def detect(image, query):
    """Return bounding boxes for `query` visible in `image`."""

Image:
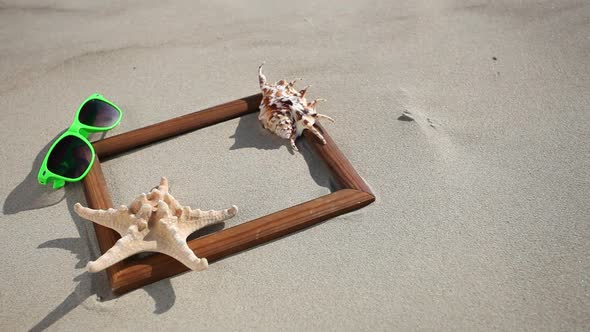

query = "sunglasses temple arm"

[53,179,66,189]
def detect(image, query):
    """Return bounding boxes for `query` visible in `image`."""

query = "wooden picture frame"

[82,93,375,295]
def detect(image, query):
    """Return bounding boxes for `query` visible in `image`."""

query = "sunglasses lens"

[78,99,120,127]
[47,135,92,179]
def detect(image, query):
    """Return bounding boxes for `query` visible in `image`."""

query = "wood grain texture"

[93,93,262,159]
[304,124,374,195]
[82,94,375,295]
[81,158,124,284]
[110,189,374,295]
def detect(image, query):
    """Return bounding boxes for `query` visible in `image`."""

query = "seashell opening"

[275,125,293,140]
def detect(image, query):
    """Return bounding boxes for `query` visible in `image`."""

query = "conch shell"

[258,63,334,151]
[74,177,237,272]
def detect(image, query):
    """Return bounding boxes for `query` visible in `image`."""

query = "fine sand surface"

[1,0,589,330]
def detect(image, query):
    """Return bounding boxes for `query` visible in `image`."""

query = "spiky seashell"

[258,63,334,151]
[74,177,238,272]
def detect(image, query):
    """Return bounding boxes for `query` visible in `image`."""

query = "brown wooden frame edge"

[82,93,375,295]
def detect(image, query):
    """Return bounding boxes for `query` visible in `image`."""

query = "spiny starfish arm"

[134,204,152,231]
[158,233,208,271]
[154,200,173,220]
[157,177,169,195]
[164,193,182,213]
[147,189,164,202]
[146,178,171,203]
[135,203,152,220]
[74,203,135,235]
[86,228,147,272]
[129,193,150,214]
[180,205,238,234]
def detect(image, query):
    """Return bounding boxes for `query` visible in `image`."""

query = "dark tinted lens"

[47,135,92,179]
[78,99,120,127]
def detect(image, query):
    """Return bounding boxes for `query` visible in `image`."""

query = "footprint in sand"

[396,88,456,161]
[395,89,484,200]
[398,109,439,129]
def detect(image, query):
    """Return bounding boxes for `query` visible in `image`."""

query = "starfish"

[74,177,238,272]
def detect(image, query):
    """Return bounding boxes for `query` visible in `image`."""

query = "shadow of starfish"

[30,185,177,330]
[9,134,177,330]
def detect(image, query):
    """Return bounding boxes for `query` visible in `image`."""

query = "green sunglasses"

[38,94,123,189]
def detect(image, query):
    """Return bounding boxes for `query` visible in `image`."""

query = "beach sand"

[1,0,589,330]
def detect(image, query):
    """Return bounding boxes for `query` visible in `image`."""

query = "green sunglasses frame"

[38,93,123,189]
